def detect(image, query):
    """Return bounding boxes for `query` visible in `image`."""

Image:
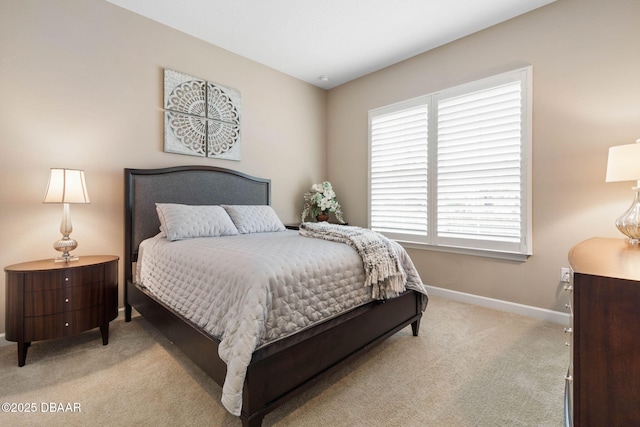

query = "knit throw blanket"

[299,222,406,299]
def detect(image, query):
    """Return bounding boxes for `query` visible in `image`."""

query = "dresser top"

[569,237,640,281]
[5,255,118,273]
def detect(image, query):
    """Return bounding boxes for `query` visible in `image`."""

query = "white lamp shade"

[606,142,640,182]
[43,168,90,204]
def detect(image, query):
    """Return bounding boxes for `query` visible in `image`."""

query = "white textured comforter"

[137,229,427,416]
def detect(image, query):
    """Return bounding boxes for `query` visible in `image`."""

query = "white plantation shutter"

[370,103,429,239]
[436,82,523,244]
[368,67,531,258]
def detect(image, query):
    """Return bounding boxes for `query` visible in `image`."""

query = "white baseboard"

[426,285,570,325]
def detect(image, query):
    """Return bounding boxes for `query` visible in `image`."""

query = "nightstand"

[4,255,118,366]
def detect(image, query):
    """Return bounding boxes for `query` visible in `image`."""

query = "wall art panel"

[163,69,241,160]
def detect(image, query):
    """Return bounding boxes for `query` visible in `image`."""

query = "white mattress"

[137,229,427,416]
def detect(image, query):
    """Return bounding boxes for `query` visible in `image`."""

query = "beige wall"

[327,0,640,311]
[0,0,327,333]
[2,0,638,337]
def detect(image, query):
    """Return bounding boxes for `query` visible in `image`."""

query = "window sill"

[397,240,531,262]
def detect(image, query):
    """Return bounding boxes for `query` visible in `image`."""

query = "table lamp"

[606,140,640,244]
[42,168,90,262]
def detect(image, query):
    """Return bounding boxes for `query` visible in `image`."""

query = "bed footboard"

[126,278,423,427]
[241,290,423,426]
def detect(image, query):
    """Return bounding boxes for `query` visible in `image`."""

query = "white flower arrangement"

[301,181,345,223]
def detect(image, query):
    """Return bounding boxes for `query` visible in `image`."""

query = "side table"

[4,255,119,366]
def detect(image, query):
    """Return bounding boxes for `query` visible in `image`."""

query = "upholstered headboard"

[124,165,271,282]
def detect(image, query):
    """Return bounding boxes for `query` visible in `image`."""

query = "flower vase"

[316,212,329,222]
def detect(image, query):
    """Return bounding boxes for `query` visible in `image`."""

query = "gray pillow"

[155,203,239,241]
[221,205,286,234]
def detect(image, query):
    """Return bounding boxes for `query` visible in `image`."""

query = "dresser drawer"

[24,283,104,317]
[24,307,104,341]
[24,264,103,291]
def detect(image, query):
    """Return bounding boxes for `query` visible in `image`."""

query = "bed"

[124,165,428,426]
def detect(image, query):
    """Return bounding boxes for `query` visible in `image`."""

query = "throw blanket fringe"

[299,222,406,299]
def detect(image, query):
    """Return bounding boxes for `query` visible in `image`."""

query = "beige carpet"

[0,296,566,426]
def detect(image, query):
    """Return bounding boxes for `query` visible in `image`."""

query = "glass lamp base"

[616,187,640,244]
[53,236,79,263]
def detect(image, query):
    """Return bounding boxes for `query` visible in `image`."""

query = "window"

[368,67,532,260]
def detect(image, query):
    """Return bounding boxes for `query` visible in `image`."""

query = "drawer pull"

[65,322,69,327]
[64,277,69,282]
[65,298,69,303]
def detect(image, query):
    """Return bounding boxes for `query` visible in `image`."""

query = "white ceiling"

[105,0,555,89]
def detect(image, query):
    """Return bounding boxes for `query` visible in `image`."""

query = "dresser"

[5,255,118,366]
[568,238,640,426]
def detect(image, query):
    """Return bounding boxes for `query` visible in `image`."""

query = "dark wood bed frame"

[124,165,426,426]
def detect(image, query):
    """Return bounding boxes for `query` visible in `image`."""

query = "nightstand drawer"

[24,265,103,291]
[24,283,104,316]
[24,307,103,341]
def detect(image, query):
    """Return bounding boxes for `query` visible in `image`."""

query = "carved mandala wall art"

[163,69,241,160]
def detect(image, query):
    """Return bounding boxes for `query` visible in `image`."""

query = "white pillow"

[155,203,239,241]
[222,205,285,233]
